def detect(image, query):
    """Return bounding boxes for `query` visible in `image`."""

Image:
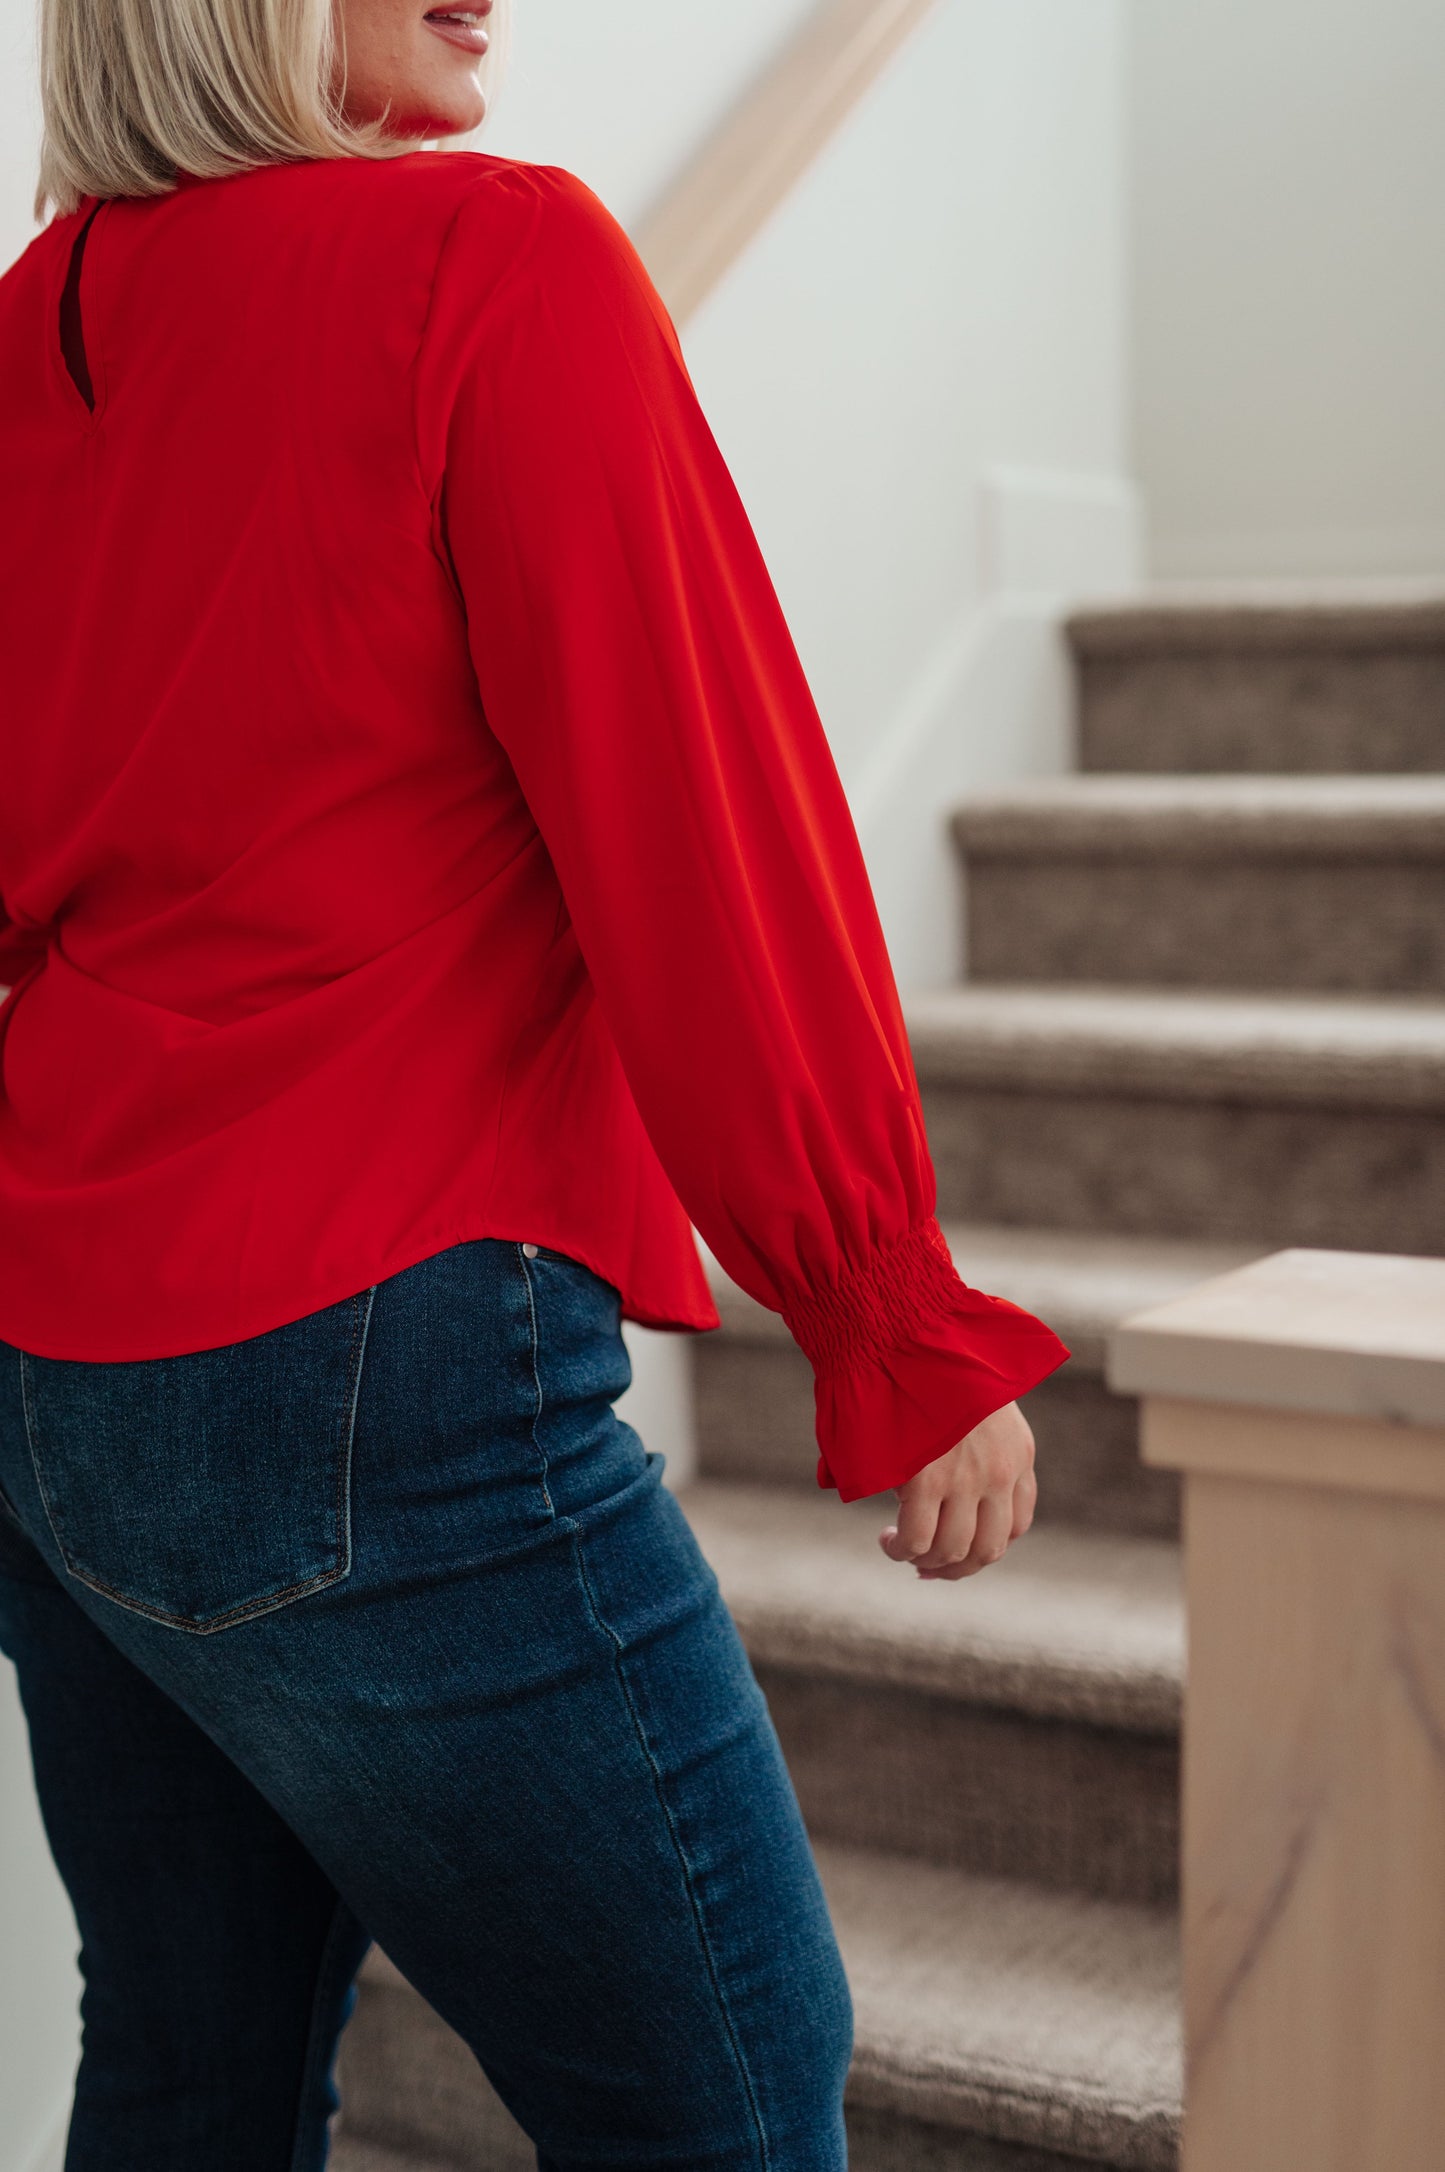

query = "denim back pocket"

[20,1289,375,1634]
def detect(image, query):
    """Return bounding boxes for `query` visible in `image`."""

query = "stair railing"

[632,0,943,325]
[1111,1247,1445,2170]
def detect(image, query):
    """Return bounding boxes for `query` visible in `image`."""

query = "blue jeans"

[0,1238,852,2171]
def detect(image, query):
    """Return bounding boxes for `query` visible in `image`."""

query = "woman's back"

[0,152,721,1361]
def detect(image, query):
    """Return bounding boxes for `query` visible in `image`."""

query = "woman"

[0,1,1069,2166]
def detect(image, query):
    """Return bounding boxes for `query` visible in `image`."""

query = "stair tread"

[819,1841,1180,2169]
[702,1222,1260,1373]
[1067,585,1445,656]
[681,1480,1182,1730]
[951,772,1445,856]
[907,981,1445,1108]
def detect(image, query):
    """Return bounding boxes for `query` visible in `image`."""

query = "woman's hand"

[876,1401,1036,1580]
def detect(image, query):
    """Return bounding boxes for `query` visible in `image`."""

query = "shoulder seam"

[405,160,594,505]
[406,166,513,507]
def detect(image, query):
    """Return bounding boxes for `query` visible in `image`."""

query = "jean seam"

[289,1896,370,2172]
[517,1243,557,1518]
[565,1521,772,2172]
[19,1289,377,1635]
[18,1345,38,1464]
[337,1287,378,1584]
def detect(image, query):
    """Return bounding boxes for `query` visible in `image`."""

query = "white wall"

[474,0,821,229]
[0,0,41,273]
[675,0,1135,987]
[683,0,1130,795]
[1129,0,1445,581]
[0,1673,77,2172]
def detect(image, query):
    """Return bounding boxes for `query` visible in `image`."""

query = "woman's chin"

[352,87,487,144]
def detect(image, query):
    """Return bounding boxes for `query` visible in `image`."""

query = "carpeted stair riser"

[1075,653,1445,774]
[331,2146,461,2172]
[694,1336,1177,1540]
[963,856,1445,994]
[920,1084,1445,1253]
[1067,599,1445,773]
[755,1666,1177,1906]
[846,2107,1126,2172]
[1021,1374,1176,1538]
[332,1968,533,2172]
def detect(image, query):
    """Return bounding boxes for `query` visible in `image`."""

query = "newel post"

[1109,1248,1445,2172]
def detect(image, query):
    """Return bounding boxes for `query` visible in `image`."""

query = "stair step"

[332,1948,533,2172]
[332,2140,472,2172]
[823,1844,1179,2172]
[333,1862,1180,2172]
[695,1225,1257,1538]
[682,1481,1181,1903]
[908,984,1445,1253]
[684,1482,1181,1729]
[954,775,1445,993]
[1067,590,1445,773]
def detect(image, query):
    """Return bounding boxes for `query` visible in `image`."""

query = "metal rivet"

[521,1242,539,1258]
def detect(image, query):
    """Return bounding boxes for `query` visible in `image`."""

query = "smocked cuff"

[782,1216,1071,1503]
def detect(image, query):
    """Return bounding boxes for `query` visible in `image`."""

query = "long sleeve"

[415,162,1069,1502]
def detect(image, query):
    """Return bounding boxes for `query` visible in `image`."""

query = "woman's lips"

[422,10,490,54]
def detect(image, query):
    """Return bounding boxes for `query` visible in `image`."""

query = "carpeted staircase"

[330,590,1445,2170]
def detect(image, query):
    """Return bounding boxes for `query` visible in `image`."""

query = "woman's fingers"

[917,1488,1013,1580]
[909,1484,979,1575]
[962,1489,1015,1574]
[1010,1463,1038,1540]
[877,1483,941,1565]
[877,1401,1038,1580]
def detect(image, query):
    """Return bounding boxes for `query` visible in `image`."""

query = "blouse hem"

[0,1211,721,1363]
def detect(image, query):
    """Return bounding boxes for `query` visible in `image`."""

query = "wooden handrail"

[633,0,943,326]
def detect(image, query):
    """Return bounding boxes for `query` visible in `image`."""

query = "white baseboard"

[850,466,1142,993]
[851,598,1073,991]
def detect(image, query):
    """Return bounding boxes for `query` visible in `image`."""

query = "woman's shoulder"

[268,147,636,312]
[408,150,679,477]
[151,147,604,271]
[422,151,637,275]
[293,147,612,242]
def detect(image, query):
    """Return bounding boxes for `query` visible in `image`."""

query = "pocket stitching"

[20,1288,377,1636]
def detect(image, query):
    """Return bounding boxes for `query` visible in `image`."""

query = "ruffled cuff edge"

[781,1216,1071,1504]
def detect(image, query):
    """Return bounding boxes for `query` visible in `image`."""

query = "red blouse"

[0,150,1067,1500]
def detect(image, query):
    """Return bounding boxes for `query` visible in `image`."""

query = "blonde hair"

[34,0,512,222]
